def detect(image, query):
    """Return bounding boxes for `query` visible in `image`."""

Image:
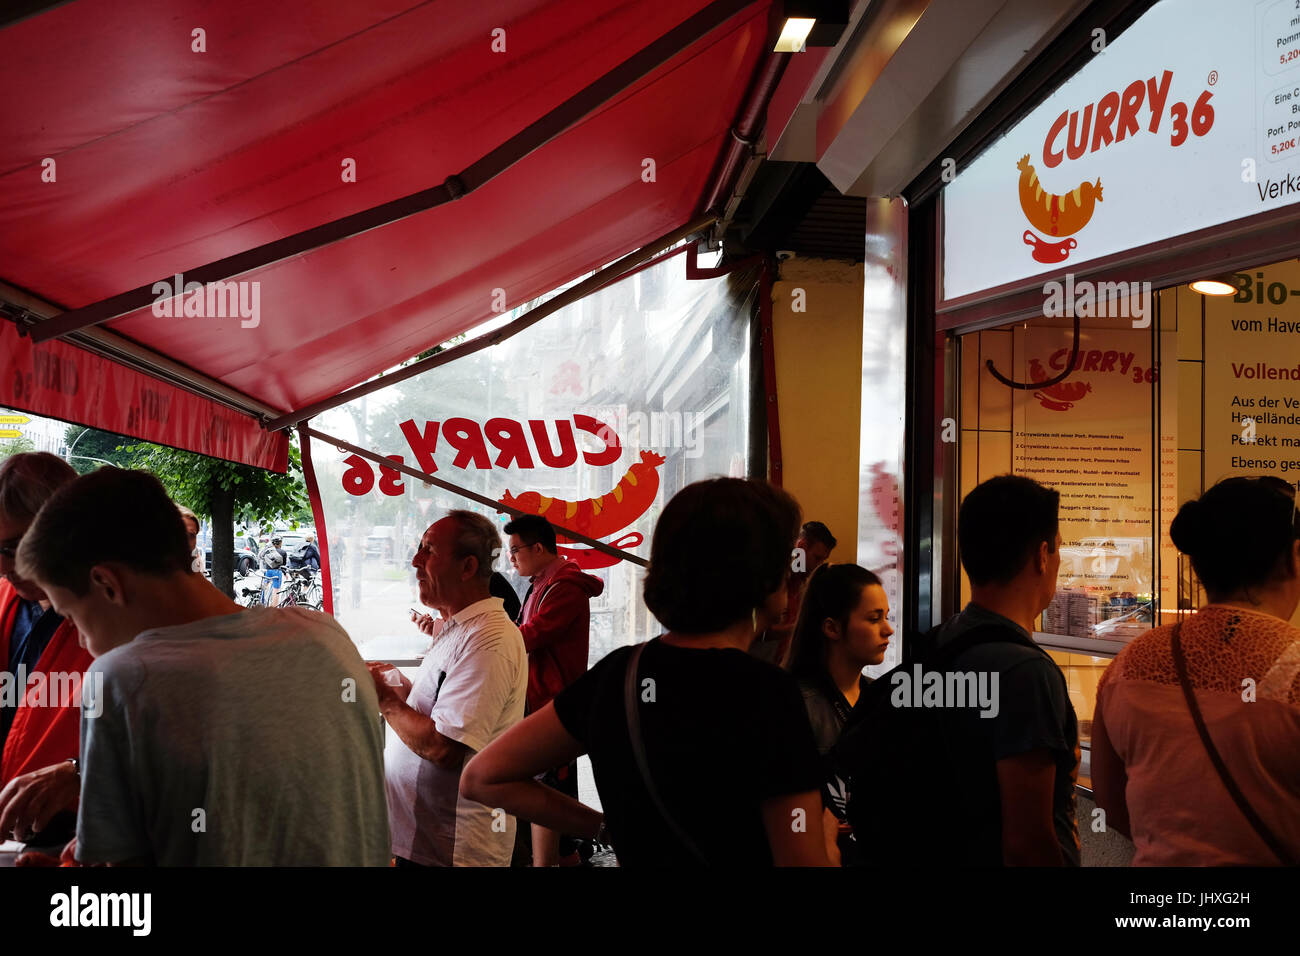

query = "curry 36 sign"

[944,0,1300,299]
[340,414,664,569]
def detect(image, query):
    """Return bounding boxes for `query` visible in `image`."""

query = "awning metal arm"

[985,314,1082,390]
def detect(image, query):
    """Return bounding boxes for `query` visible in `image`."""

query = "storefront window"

[955,254,1300,763]
[957,290,1169,647]
[305,250,756,664]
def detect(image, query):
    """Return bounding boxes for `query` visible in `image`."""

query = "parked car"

[206,536,259,576]
[251,527,315,564]
[365,526,396,560]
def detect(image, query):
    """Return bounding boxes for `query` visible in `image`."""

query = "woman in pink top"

[1093,476,1300,865]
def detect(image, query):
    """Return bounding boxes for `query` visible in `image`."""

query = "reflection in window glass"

[308,251,756,665]
[958,300,1167,645]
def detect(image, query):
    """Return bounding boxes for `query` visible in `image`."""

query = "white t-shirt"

[385,596,527,866]
[77,607,390,866]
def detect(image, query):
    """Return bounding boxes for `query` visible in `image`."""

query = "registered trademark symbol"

[1207,70,1218,86]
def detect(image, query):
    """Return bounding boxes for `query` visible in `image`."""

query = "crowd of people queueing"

[0,450,1296,866]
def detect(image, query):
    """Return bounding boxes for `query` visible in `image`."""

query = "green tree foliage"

[63,425,133,474]
[123,437,310,597]
[0,435,37,460]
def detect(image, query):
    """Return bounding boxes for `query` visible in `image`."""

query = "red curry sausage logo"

[1017,155,1102,263]
[500,450,666,569]
[1028,357,1092,412]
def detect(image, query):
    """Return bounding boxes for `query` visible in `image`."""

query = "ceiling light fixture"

[1189,277,1238,296]
[772,1,850,52]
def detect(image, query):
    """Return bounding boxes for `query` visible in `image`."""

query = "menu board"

[1204,259,1300,484]
[1199,257,1300,624]
[1005,325,1171,640]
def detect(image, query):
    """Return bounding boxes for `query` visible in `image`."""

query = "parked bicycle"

[276,568,324,611]
[236,568,322,611]
[237,570,267,608]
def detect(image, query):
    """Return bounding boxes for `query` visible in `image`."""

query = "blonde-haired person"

[1092,476,1300,865]
[176,505,203,574]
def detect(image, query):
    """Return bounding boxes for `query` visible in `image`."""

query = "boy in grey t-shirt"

[16,467,389,866]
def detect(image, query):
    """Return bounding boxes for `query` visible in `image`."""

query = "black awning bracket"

[985,313,1081,391]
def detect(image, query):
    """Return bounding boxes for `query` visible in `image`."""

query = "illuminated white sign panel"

[943,0,1300,302]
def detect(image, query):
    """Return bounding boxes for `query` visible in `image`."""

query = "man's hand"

[0,761,79,843]
[410,609,443,637]
[15,849,61,867]
[367,661,412,712]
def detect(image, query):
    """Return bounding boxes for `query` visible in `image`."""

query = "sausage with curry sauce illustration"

[1017,154,1102,238]
[499,450,666,543]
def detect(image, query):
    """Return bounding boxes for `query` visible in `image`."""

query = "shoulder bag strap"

[1170,622,1294,865]
[623,641,709,865]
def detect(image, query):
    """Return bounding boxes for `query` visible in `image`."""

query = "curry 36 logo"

[501,450,665,569]
[1023,348,1154,413]
[340,415,667,570]
[1017,155,1103,263]
[1027,357,1092,412]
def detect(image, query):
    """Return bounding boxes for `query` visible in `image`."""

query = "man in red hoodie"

[0,452,93,847]
[504,513,604,866]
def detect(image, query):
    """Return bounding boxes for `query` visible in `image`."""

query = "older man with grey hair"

[369,510,527,867]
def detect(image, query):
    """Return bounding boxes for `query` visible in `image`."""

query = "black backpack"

[831,621,1032,866]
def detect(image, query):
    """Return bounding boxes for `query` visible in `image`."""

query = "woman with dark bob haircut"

[1093,476,1300,865]
[461,478,838,866]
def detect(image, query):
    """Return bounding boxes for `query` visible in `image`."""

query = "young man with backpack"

[835,474,1080,866]
[258,536,287,607]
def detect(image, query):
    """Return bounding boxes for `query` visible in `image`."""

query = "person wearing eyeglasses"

[1092,476,1300,865]
[503,514,603,866]
[0,453,93,849]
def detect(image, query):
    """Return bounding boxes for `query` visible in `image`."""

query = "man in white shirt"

[370,510,527,867]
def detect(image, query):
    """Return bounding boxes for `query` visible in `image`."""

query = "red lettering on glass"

[442,418,492,470]
[400,419,440,475]
[574,414,622,467]
[484,417,536,469]
[342,454,375,495]
[379,455,405,496]
[529,419,578,468]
